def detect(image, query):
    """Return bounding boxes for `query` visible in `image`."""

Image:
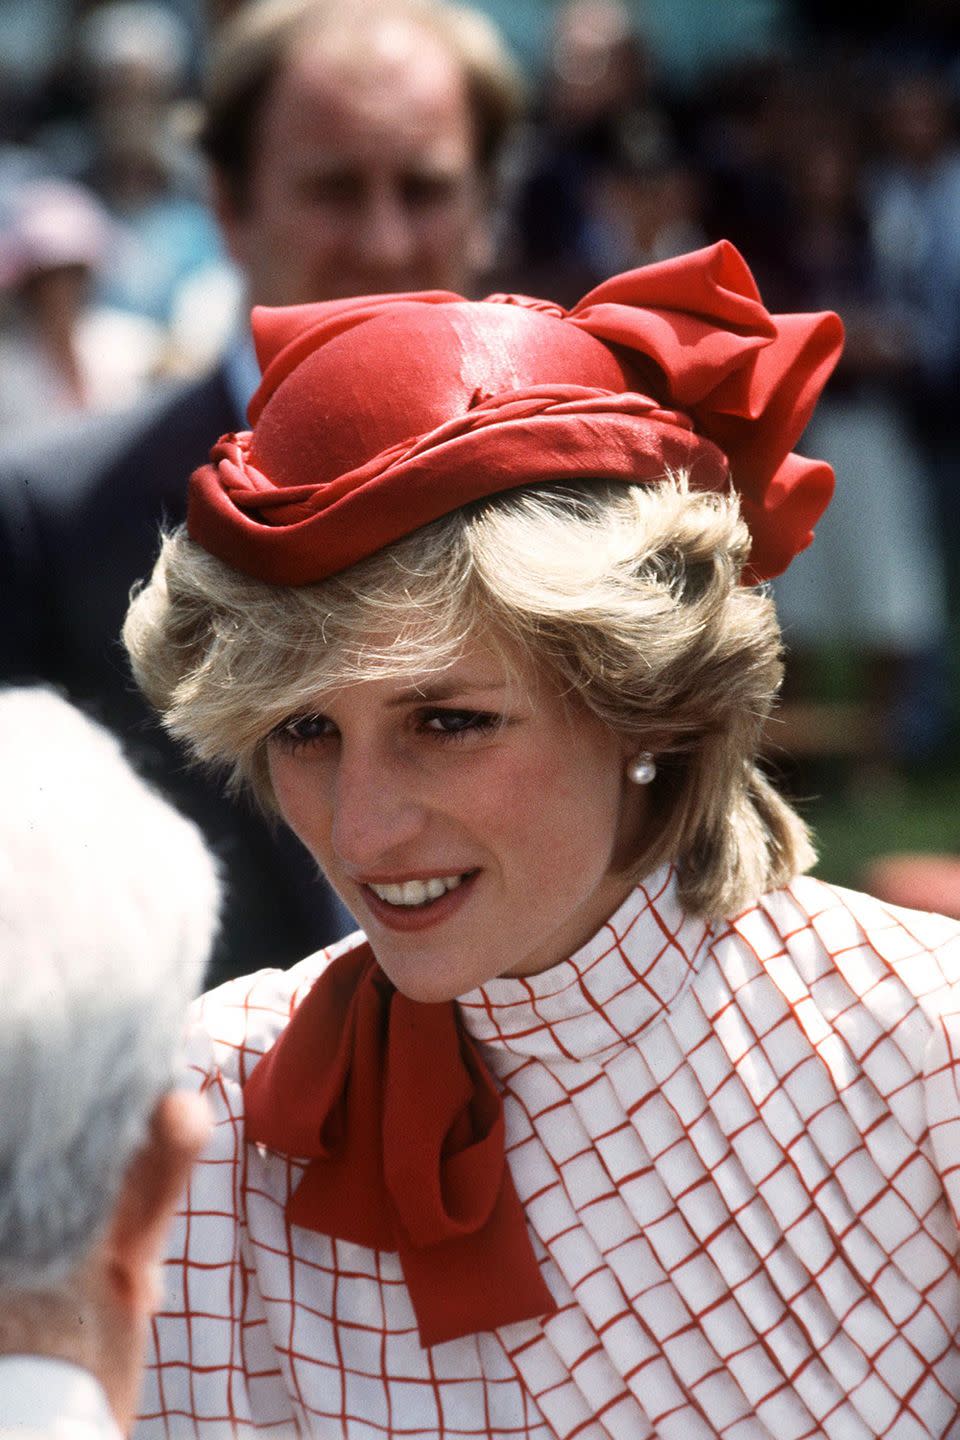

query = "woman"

[127,242,960,1439]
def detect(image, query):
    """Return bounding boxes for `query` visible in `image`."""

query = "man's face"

[219,18,490,306]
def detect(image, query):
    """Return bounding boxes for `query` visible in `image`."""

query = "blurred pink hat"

[0,178,115,289]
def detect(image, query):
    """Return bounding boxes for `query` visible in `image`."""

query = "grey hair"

[0,687,221,1293]
[124,477,814,920]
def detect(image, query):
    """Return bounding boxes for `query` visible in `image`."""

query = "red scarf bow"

[243,945,555,1347]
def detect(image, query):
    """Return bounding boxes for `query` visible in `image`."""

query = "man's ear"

[104,1089,212,1317]
[208,169,250,272]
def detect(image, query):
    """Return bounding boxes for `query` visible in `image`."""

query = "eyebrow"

[387,678,509,707]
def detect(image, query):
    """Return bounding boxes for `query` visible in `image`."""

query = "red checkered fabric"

[135,865,960,1438]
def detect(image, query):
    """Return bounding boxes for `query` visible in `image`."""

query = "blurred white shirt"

[0,1355,121,1439]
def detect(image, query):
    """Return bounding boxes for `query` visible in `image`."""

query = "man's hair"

[123,478,815,922]
[200,0,525,210]
[0,688,221,1292]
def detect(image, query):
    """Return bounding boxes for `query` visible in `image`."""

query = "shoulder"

[763,872,960,995]
[186,927,368,1091]
[0,361,237,521]
[700,875,960,1216]
[719,872,960,1060]
[0,390,163,501]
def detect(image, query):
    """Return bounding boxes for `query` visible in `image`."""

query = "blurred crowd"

[2,0,959,776]
[496,0,960,784]
[0,0,237,433]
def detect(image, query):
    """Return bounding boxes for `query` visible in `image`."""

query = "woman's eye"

[271,713,334,749]
[421,709,501,740]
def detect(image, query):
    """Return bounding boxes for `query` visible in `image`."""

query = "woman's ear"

[103,1089,212,1317]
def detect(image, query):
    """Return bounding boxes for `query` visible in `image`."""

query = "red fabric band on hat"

[188,240,844,583]
[193,387,727,584]
[243,945,556,1347]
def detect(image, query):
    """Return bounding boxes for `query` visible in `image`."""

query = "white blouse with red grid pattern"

[136,865,960,1440]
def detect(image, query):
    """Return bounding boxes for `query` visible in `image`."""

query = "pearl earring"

[627,751,656,785]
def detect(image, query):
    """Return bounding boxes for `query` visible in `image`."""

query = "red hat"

[188,240,844,584]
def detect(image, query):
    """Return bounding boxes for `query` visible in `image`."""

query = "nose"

[357,183,416,274]
[329,744,427,871]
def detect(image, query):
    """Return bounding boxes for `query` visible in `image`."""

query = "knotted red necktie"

[243,944,556,1347]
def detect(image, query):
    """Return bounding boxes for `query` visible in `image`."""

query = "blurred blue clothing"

[867,150,960,384]
[97,194,227,326]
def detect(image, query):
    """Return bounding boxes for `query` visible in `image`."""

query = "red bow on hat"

[188,240,844,585]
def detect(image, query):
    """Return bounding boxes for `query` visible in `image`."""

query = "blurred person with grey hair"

[0,686,220,1438]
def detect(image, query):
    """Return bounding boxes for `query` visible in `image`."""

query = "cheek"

[469,748,607,872]
[254,175,325,248]
[435,206,482,257]
[476,748,554,822]
[267,753,327,847]
[520,744,625,878]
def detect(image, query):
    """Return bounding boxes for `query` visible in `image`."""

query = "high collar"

[457,864,714,1063]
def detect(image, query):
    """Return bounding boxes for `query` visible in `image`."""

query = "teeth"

[369,874,465,906]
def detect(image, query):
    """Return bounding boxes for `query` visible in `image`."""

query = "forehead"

[349,636,522,698]
[264,634,512,733]
[262,18,475,165]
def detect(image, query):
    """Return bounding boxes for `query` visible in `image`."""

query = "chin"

[379,964,468,1005]
[369,946,482,1005]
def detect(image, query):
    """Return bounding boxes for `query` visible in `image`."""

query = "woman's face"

[266,636,650,1002]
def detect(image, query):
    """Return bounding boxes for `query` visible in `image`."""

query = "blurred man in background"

[203,0,516,305]
[0,686,219,1439]
[0,0,522,985]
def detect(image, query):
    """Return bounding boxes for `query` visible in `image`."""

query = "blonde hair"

[124,478,814,920]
